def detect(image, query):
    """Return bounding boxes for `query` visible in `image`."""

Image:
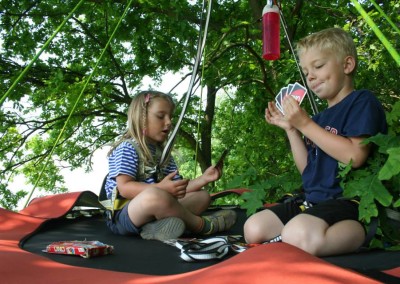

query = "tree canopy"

[1,1,399,246]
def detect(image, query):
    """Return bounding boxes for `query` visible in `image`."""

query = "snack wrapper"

[43,240,113,258]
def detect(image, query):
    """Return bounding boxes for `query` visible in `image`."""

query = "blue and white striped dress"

[105,141,181,199]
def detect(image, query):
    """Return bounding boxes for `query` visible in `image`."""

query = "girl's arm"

[116,174,152,199]
[186,165,221,193]
[117,172,189,199]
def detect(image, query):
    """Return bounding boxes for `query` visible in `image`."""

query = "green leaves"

[345,172,392,221]
[240,188,265,216]
[379,147,400,180]
[340,104,400,246]
[0,0,399,231]
[350,0,400,66]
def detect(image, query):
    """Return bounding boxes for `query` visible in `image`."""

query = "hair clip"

[144,93,151,104]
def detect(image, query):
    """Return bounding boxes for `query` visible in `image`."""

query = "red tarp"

[1,191,398,283]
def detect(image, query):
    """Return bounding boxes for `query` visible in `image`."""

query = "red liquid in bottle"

[262,6,280,60]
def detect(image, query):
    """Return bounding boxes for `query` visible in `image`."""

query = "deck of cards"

[275,82,307,114]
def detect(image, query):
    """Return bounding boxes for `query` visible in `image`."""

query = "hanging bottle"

[262,0,280,60]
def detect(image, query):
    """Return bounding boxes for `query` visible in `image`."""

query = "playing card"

[275,91,281,105]
[286,83,294,94]
[288,82,307,105]
[215,149,229,168]
[280,86,289,105]
[279,87,288,104]
[275,90,283,113]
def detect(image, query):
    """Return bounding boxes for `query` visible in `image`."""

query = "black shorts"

[268,198,360,226]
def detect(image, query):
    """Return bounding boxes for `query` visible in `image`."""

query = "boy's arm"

[296,119,370,168]
[283,95,371,168]
[286,128,308,173]
[265,101,308,173]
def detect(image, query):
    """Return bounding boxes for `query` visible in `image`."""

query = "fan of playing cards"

[275,82,308,114]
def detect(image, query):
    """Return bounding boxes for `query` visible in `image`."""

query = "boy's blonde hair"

[296,28,358,75]
[109,91,175,165]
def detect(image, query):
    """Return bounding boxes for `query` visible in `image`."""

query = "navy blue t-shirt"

[302,90,387,203]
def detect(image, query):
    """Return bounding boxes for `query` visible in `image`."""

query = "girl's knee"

[197,190,211,207]
[181,190,211,214]
[140,187,174,207]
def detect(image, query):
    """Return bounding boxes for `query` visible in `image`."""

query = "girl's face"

[299,47,354,107]
[145,97,173,144]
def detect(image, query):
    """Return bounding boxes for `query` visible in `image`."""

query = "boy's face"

[145,98,173,144]
[299,47,354,106]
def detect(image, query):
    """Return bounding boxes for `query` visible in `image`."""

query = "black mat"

[22,208,244,275]
[21,208,400,282]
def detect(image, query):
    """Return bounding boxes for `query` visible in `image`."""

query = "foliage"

[339,101,400,249]
[227,166,302,215]
[0,0,398,252]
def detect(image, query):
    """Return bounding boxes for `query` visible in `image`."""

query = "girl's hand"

[265,101,293,131]
[203,164,222,183]
[157,171,189,199]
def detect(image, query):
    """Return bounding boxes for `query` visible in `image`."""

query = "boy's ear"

[343,56,356,74]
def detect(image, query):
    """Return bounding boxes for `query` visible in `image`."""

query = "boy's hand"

[281,95,311,130]
[265,101,293,131]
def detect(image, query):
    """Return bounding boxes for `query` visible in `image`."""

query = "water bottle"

[262,1,280,60]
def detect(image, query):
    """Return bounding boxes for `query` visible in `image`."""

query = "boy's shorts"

[106,201,141,235]
[268,198,360,226]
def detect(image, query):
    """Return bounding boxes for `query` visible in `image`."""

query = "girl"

[105,91,236,241]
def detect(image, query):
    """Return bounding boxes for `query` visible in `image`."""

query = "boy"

[243,28,387,256]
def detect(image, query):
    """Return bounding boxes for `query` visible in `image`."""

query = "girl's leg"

[127,186,203,232]
[243,209,284,244]
[282,214,365,256]
[128,187,237,235]
[178,189,211,215]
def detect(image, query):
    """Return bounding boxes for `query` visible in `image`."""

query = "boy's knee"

[243,218,263,243]
[281,226,322,255]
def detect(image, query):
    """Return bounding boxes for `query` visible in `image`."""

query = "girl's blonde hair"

[109,90,175,165]
[296,27,358,76]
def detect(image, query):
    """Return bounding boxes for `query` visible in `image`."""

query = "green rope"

[193,0,212,178]
[24,0,134,208]
[0,0,85,106]
[351,0,400,67]
[193,55,206,179]
[370,0,400,35]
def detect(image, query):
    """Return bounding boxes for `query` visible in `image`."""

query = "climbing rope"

[159,0,213,169]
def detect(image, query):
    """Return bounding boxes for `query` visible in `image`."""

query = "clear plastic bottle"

[262,1,280,60]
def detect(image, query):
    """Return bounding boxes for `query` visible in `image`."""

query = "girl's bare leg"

[127,187,203,232]
[179,190,211,215]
